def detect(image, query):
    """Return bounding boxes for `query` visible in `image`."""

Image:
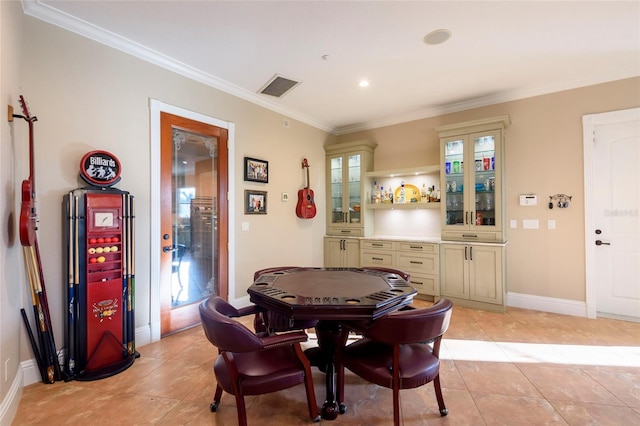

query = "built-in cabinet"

[437,116,510,243]
[360,239,440,298]
[325,141,377,237]
[436,116,510,312]
[324,237,360,268]
[440,243,505,312]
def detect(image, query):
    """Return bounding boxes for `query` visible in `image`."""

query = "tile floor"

[13,300,640,425]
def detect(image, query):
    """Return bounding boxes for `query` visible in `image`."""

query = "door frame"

[583,107,639,319]
[150,99,235,342]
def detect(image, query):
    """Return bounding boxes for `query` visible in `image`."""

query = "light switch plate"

[510,219,517,229]
[548,219,556,229]
[522,219,539,229]
[241,221,249,231]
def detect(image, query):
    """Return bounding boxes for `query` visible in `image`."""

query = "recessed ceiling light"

[359,80,370,87]
[424,29,451,45]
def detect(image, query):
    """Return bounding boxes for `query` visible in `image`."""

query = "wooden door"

[160,112,228,336]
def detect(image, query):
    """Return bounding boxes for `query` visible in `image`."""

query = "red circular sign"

[79,150,121,187]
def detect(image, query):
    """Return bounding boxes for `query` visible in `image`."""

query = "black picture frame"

[244,157,269,183]
[245,190,267,214]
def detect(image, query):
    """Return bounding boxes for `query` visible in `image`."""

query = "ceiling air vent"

[258,74,301,98]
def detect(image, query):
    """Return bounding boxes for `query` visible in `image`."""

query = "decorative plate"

[394,184,421,203]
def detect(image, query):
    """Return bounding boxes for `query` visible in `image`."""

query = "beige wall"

[2,10,335,383]
[1,0,27,410]
[337,77,640,302]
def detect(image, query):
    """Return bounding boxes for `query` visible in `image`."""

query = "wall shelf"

[366,164,439,179]
[368,202,440,210]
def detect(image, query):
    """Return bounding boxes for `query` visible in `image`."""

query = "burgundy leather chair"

[199,296,320,425]
[253,267,318,334]
[336,298,453,425]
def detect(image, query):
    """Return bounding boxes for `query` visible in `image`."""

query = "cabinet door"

[440,244,468,299]
[324,237,360,268]
[468,245,503,305]
[328,154,347,226]
[344,239,361,268]
[324,238,344,267]
[442,135,467,229]
[469,130,501,235]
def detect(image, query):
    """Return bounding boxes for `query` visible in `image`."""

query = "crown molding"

[21,1,639,137]
[335,67,639,135]
[22,0,337,134]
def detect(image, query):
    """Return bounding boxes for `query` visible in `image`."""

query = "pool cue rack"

[64,187,137,380]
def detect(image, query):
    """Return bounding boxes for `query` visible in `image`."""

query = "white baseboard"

[21,325,152,388]
[507,292,587,317]
[0,367,23,426]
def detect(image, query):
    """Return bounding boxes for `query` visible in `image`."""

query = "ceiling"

[25,1,640,134]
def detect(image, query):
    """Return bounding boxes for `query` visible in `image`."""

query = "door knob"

[163,245,174,253]
[595,240,610,246]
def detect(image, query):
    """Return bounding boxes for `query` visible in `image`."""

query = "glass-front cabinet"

[437,117,510,243]
[325,141,376,237]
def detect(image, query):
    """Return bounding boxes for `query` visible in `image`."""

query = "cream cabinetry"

[440,243,505,312]
[436,116,510,312]
[436,116,510,243]
[325,141,376,237]
[360,239,440,298]
[324,237,360,268]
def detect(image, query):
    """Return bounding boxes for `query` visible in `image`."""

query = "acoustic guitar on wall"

[296,158,316,219]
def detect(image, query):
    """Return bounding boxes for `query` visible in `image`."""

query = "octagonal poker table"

[247,267,416,420]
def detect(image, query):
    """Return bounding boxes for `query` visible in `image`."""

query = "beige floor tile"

[12,302,640,425]
[456,360,543,398]
[549,399,640,426]
[517,364,625,406]
[472,392,568,425]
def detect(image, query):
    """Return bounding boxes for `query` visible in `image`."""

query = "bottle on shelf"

[374,181,381,204]
[398,181,406,204]
[421,183,428,203]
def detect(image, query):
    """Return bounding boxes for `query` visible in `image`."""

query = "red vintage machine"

[64,150,137,380]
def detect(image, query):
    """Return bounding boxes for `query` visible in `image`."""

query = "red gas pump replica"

[64,150,137,380]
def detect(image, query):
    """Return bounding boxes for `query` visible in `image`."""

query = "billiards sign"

[79,150,121,187]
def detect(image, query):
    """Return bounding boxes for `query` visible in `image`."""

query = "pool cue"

[20,306,44,382]
[32,240,63,381]
[66,194,77,377]
[121,193,129,355]
[23,246,54,383]
[128,194,136,355]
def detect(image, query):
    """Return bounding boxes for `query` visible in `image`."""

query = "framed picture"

[245,190,267,214]
[244,157,269,183]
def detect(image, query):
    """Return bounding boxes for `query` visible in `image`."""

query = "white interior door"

[584,108,640,320]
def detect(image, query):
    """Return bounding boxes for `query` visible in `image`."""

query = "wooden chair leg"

[392,385,400,426]
[210,384,223,412]
[295,344,320,421]
[234,393,248,426]
[433,374,448,416]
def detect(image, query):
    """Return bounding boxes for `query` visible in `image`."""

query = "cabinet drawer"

[361,240,395,250]
[327,226,363,237]
[407,272,439,296]
[396,252,438,274]
[397,242,438,254]
[360,250,395,266]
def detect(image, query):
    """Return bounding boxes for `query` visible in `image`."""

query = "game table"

[247,267,416,420]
